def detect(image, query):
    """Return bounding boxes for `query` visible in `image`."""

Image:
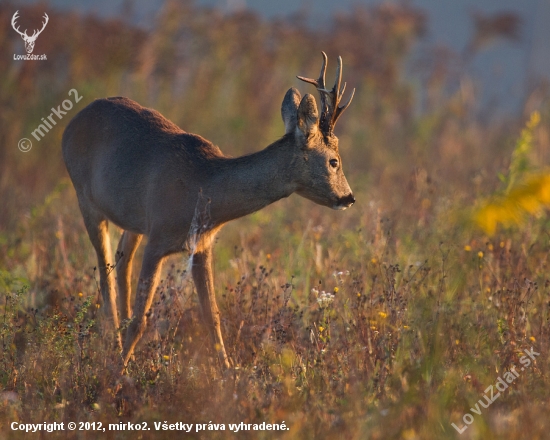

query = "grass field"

[1,2,550,439]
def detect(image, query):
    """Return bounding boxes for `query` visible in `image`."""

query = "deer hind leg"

[77,199,121,348]
[122,240,166,367]
[116,231,143,321]
[191,246,230,369]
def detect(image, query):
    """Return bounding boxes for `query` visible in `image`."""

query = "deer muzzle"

[334,193,355,210]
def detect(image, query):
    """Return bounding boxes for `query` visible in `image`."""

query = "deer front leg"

[122,242,165,368]
[191,246,230,369]
[77,199,121,349]
[116,231,143,321]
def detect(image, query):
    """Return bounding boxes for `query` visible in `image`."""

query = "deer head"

[282,52,356,210]
[11,11,49,54]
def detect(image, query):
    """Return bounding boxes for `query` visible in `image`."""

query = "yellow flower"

[528,110,541,128]
[464,245,472,252]
[371,258,377,264]
[488,244,494,251]
[357,293,361,298]
[455,339,460,345]
[529,336,536,342]
[318,326,324,332]
[78,292,83,297]
[266,254,271,260]
[95,303,100,309]
[478,251,484,258]
[163,355,170,361]
[378,311,388,319]
[333,287,339,293]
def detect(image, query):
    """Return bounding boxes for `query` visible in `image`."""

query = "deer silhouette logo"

[11,10,49,54]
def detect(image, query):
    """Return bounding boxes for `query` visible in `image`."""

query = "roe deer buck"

[62,52,355,369]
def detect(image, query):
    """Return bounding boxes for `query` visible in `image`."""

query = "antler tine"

[296,51,327,89]
[332,87,355,128]
[33,13,49,38]
[332,56,343,107]
[339,82,347,100]
[11,10,27,37]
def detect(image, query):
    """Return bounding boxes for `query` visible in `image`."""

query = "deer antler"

[11,11,27,38]
[11,11,49,41]
[30,13,49,40]
[297,52,355,135]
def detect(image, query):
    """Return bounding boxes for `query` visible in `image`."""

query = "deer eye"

[329,159,339,168]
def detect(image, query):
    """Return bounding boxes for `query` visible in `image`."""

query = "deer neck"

[210,139,297,223]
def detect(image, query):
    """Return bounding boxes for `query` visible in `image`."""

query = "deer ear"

[281,88,301,134]
[296,94,319,138]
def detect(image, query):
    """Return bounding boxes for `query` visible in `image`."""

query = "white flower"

[316,291,335,307]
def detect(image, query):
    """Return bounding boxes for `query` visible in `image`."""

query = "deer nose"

[337,193,355,209]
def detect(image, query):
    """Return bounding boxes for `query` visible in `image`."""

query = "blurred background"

[11,0,550,113]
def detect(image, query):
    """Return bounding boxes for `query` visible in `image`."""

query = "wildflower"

[95,303,100,309]
[333,287,339,293]
[317,291,334,308]
[163,355,170,361]
[464,245,472,252]
[478,251,484,258]
[378,311,388,319]
[78,292,83,297]
[266,254,271,260]
[488,243,494,251]
[530,336,536,342]
[318,326,324,332]
[357,293,361,298]
[455,339,460,345]
[371,258,377,264]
